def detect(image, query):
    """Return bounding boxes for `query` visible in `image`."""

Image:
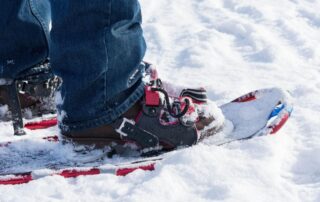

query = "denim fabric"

[0,0,48,78]
[0,0,146,132]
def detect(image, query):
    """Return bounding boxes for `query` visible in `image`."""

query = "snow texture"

[1,0,320,201]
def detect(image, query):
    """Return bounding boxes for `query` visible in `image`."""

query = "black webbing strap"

[112,117,159,149]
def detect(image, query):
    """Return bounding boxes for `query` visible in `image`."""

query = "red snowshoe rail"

[0,160,158,185]
[24,118,58,130]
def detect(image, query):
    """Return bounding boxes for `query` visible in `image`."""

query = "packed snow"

[1,0,320,201]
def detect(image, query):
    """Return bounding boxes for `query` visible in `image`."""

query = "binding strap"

[112,117,159,149]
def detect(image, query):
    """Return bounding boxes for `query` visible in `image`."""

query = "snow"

[1,0,320,201]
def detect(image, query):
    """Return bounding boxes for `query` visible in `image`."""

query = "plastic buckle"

[145,86,160,106]
[115,118,136,138]
[113,117,160,150]
[17,80,29,94]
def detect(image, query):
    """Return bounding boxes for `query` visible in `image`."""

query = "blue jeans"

[0,0,146,133]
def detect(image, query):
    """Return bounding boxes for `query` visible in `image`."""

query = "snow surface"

[1,0,320,201]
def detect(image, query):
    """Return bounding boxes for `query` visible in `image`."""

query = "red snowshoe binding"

[110,63,224,154]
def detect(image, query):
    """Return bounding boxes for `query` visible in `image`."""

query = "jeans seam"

[103,1,112,104]
[28,0,49,58]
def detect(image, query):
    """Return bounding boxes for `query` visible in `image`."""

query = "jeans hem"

[58,81,144,133]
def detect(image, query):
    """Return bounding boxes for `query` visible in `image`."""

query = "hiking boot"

[65,63,225,154]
